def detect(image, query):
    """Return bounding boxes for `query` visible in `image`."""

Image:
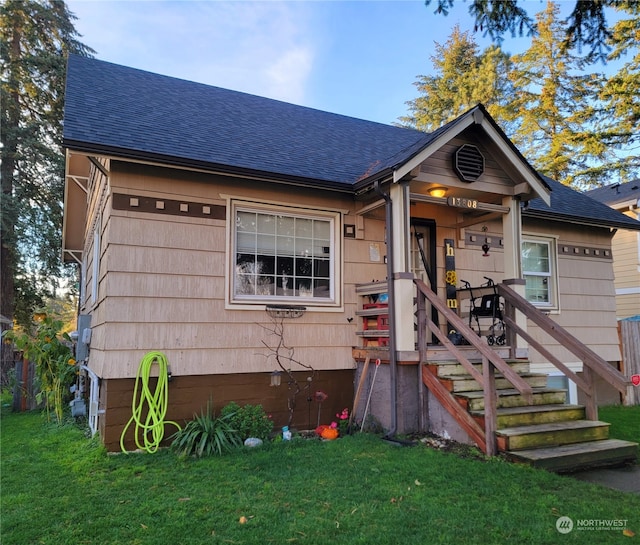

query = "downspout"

[374,180,398,437]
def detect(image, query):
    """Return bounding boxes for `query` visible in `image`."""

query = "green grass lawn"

[600,404,640,444]
[1,410,638,545]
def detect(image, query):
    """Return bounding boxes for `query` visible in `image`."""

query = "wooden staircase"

[424,354,638,472]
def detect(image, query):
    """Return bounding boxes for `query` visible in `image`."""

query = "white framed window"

[521,235,558,309]
[229,201,341,307]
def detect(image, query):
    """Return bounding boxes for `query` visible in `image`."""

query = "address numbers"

[447,196,478,209]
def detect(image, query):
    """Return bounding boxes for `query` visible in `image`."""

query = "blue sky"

[66,1,585,125]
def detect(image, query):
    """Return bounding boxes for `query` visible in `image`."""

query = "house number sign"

[447,196,478,209]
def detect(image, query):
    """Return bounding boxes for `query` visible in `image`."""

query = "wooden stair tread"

[508,439,638,460]
[457,387,566,399]
[438,372,547,380]
[506,439,638,471]
[470,404,584,417]
[497,420,609,437]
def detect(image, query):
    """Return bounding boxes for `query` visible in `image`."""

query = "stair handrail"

[497,283,631,419]
[415,278,534,455]
[415,279,533,398]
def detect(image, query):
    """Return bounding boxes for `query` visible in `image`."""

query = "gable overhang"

[62,150,90,264]
[391,106,551,207]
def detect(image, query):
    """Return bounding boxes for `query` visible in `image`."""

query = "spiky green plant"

[170,401,242,457]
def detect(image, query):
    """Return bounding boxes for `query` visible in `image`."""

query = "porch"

[351,279,638,472]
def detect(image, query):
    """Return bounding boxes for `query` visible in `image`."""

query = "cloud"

[67,0,316,104]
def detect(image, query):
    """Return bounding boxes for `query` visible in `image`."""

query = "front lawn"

[1,411,638,545]
[600,404,640,444]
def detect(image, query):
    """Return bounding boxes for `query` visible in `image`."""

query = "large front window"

[231,203,339,306]
[522,236,557,308]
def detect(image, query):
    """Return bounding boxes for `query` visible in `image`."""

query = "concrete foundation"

[353,359,473,444]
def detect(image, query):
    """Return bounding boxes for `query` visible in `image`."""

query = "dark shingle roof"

[63,55,429,188]
[585,180,640,208]
[64,56,640,232]
[526,177,640,231]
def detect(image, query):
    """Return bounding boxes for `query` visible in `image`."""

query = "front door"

[410,219,439,341]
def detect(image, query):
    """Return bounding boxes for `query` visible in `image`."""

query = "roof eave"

[63,139,356,194]
[523,208,640,232]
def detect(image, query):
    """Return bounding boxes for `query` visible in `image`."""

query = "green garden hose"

[120,351,181,453]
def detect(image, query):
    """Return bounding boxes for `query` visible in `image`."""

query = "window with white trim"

[230,202,339,306]
[521,236,557,308]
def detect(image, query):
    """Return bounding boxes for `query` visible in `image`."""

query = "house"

[586,181,640,406]
[62,55,638,468]
[585,180,640,320]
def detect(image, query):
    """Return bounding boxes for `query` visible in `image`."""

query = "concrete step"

[425,359,530,378]
[496,420,610,451]
[458,388,567,411]
[439,372,548,393]
[505,439,639,472]
[471,404,586,429]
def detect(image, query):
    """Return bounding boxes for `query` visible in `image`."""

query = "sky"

[66,0,589,126]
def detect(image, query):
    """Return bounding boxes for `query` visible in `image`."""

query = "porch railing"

[415,278,533,455]
[497,283,631,421]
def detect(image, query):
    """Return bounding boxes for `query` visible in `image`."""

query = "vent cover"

[454,144,485,182]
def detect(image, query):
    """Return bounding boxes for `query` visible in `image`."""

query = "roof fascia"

[523,208,640,232]
[63,140,356,195]
[392,107,552,207]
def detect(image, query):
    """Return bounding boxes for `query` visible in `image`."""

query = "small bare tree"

[260,311,315,428]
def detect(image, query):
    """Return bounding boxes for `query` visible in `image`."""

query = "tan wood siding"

[86,162,387,379]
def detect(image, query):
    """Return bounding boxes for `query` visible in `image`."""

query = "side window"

[91,214,101,306]
[521,236,557,309]
[230,202,340,307]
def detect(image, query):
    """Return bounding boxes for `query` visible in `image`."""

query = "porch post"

[502,196,528,357]
[390,181,415,351]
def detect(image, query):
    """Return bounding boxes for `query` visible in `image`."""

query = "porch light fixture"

[482,239,491,257]
[270,370,282,387]
[428,187,448,198]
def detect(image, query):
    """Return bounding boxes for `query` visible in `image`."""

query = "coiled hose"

[120,351,181,453]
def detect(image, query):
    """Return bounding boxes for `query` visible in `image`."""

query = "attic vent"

[454,144,485,183]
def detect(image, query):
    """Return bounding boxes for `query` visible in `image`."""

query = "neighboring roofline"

[63,140,356,195]
[523,207,640,232]
[390,105,552,206]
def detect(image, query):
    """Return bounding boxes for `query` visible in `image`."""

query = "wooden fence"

[620,319,640,406]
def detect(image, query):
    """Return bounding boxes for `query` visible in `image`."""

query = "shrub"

[2,311,75,424]
[170,401,242,457]
[220,401,273,441]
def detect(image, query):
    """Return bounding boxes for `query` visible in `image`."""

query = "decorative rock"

[244,437,263,448]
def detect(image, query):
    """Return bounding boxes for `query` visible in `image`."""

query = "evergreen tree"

[425,0,615,62]
[503,2,610,188]
[596,1,640,183]
[0,0,93,326]
[398,25,513,132]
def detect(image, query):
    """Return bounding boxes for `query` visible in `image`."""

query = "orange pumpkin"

[321,427,339,440]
